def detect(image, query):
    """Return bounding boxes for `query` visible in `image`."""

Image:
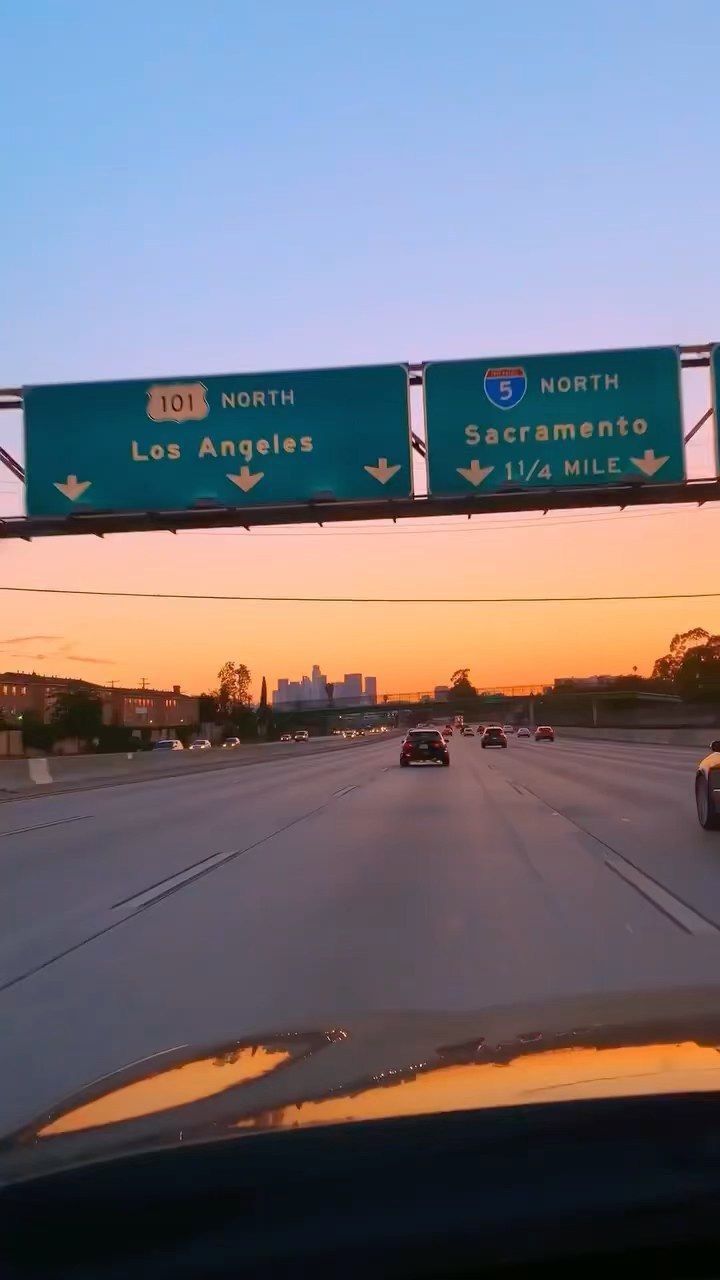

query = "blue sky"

[1,1,719,691]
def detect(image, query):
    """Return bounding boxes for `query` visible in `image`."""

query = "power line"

[2,585,720,605]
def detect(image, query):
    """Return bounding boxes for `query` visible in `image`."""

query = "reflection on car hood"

[4,987,720,1184]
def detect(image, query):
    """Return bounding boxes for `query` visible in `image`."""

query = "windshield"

[2,1,720,1193]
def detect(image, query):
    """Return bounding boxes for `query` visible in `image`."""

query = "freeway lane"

[1,733,720,1139]
[0,738,398,989]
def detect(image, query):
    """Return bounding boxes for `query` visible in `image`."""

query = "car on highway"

[535,725,555,742]
[222,736,241,748]
[279,733,293,742]
[695,739,720,829]
[481,725,507,749]
[517,727,531,738]
[443,724,454,736]
[188,738,212,751]
[400,728,450,767]
[503,724,516,735]
[294,730,309,742]
[461,725,474,736]
[331,728,345,736]
[152,738,184,751]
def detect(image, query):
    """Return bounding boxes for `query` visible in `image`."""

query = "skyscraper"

[272,666,376,707]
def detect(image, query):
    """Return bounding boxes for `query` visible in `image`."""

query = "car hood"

[4,986,720,1184]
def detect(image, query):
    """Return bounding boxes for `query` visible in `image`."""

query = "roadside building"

[0,672,198,736]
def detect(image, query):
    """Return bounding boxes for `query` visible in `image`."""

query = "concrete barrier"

[0,732,401,800]
[0,760,34,793]
[557,726,719,749]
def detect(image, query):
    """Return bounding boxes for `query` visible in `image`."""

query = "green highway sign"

[24,363,412,516]
[424,346,685,496]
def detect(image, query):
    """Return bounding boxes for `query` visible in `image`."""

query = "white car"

[222,736,241,749]
[517,727,531,738]
[294,730,309,742]
[153,738,184,751]
[189,738,212,751]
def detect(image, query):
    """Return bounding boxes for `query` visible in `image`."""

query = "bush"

[96,727,145,753]
[21,716,56,753]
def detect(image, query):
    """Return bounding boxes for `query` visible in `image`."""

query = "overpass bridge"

[270,686,685,735]
[270,687,547,734]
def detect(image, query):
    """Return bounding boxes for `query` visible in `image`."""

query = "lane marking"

[333,785,358,798]
[0,814,91,839]
[0,750,397,992]
[517,779,720,936]
[604,854,719,936]
[113,849,233,912]
[0,794,343,993]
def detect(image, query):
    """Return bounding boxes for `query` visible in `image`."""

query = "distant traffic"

[400,721,555,766]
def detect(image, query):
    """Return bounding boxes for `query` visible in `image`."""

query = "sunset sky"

[2,1,720,698]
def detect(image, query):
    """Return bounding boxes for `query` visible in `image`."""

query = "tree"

[651,628,720,698]
[215,661,253,714]
[199,692,218,721]
[256,675,271,739]
[50,690,104,740]
[675,636,720,699]
[652,629,710,682]
[235,663,252,705]
[450,668,477,698]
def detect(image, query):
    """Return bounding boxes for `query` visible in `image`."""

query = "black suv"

[400,729,450,767]
[481,725,507,749]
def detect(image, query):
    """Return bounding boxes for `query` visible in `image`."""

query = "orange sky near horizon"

[1,500,719,698]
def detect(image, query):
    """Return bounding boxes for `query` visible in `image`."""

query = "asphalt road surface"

[2,732,720,1137]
